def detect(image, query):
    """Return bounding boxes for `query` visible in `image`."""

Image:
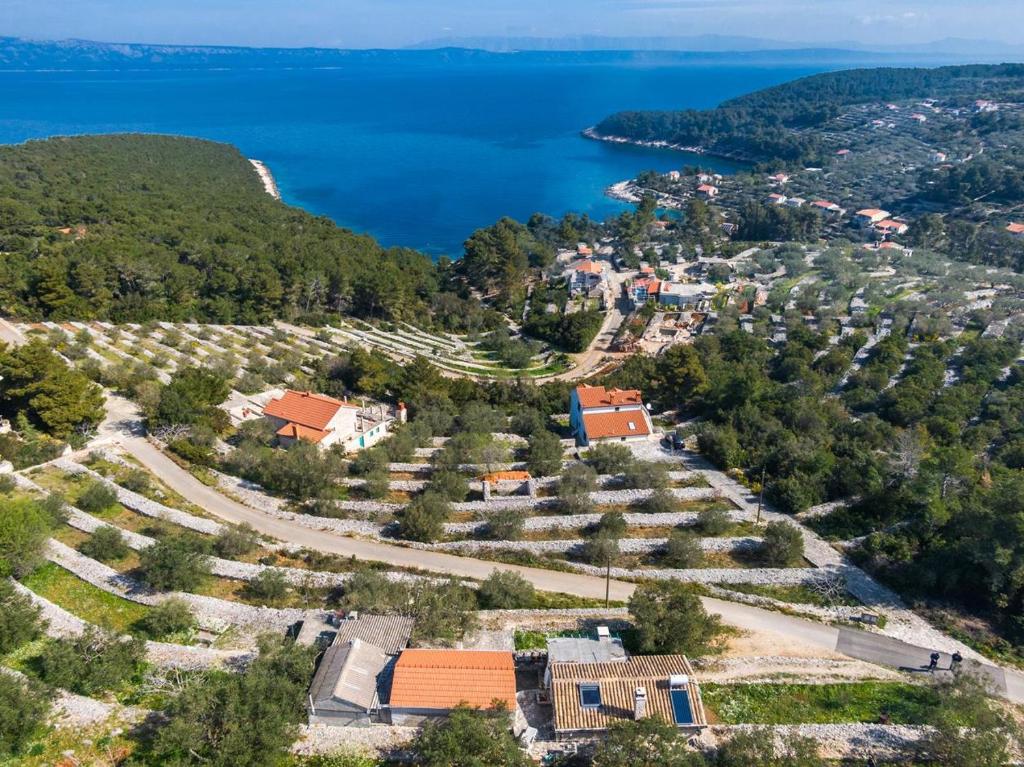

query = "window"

[579,683,601,709]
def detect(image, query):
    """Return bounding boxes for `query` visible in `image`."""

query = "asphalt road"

[102,398,1024,703]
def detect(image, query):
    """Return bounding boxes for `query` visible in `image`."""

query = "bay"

[0,55,862,256]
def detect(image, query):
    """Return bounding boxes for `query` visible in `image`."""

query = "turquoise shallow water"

[0,57,836,256]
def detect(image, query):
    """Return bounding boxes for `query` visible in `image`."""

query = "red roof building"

[570,386,652,447]
[262,389,389,452]
[388,650,516,724]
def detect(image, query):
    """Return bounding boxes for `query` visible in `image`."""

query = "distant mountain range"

[410,34,1024,58]
[0,35,1020,71]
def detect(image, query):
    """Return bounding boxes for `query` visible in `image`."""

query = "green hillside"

[0,134,440,323]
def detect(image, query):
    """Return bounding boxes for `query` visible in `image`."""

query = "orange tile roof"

[575,260,603,274]
[389,650,516,711]
[856,208,888,218]
[1006,222,1024,234]
[263,389,356,430]
[875,220,907,231]
[575,385,644,409]
[275,422,330,444]
[582,410,650,440]
[647,279,662,294]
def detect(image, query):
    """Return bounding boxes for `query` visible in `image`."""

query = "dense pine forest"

[0,135,443,324]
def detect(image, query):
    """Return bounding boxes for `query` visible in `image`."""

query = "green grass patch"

[702,681,938,725]
[19,562,151,634]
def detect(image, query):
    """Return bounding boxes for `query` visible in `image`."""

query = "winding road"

[94,395,1024,702]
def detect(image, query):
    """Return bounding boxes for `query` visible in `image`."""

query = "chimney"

[634,686,647,720]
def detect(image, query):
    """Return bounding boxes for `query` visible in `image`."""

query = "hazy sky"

[4,0,1023,48]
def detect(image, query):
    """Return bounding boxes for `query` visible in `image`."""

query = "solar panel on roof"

[670,688,694,725]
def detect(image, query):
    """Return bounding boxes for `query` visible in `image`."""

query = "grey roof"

[308,638,394,713]
[333,614,415,655]
[547,636,627,665]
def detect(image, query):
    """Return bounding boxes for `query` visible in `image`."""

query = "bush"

[641,488,679,514]
[138,537,211,591]
[761,521,805,566]
[597,511,627,538]
[559,463,598,496]
[0,474,15,495]
[662,531,705,568]
[79,525,130,562]
[76,480,119,513]
[348,447,388,477]
[0,580,42,656]
[0,673,50,758]
[117,468,151,494]
[429,470,469,502]
[526,430,564,477]
[581,533,620,566]
[397,492,451,543]
[37,627,146,695]
[214,523,261,558]
[361,469,391,500]
[698,507,732,535]
[586,443,634,474]
[0,497,53,578]
[621,461,669,490]
[477,570,536,609]
[246,569,290,606]
[412,704,527,767]
[138,598,197,639]
[559,492,595,516]
[628,581,724,656]
[485,508,527,541]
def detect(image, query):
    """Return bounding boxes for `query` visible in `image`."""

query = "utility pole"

[756,464,766,525]
[605,553,611,607]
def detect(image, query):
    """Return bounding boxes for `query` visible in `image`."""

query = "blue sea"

[0,54,880,256]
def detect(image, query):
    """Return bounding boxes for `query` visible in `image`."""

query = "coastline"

[581,126,706,155]
[249,158,281,200]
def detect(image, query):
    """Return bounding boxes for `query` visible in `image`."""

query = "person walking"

[929,651,940,671]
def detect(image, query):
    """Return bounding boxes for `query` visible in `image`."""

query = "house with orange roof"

[568,259,607,299]
[1006,222,1024,237]
[874,219,909,237]
[569,385,653,447]
[811,200,843,214]
[387,649,517,725]
[263,389,393,452]
[696,184,718,199]
[855,208,891,226]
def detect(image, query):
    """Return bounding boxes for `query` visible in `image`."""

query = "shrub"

[385,427,417,463]
[37,627,146,695]
[0,673,50,758]
[597,511,627,538]
[0,497,53,578]
[0,474,15,495]
[0,580,42,656]
[477,570,536,609]
[581,533,620,566]
[246,569,290,606]
[214,523,261,558]
[412,704,527,767]
[397,492,450,543]
[118,469,151,494]
[76,480,119,513]
[348,447,388,476]
[629,581,724,656]
[361,469,391,500]
[586,443,635,474]
[641,488,679,514]
[79,525,130,562]
[761,521,805,566]
[526,430,564,477]
[698,507,732,535]
[138,537,211,591]
[663,530,705,568]
[485,508,527,541]
[621,461,669,490]
[559,463,598,496]
[138,598,197,639]
[559,492,595,516]
[429,470,469,502]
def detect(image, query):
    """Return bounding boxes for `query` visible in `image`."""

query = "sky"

[3,0,1023,49]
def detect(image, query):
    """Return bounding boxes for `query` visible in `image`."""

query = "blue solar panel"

[670,689,693,725]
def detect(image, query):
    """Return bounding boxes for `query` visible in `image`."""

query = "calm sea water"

[0,58,836,256]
